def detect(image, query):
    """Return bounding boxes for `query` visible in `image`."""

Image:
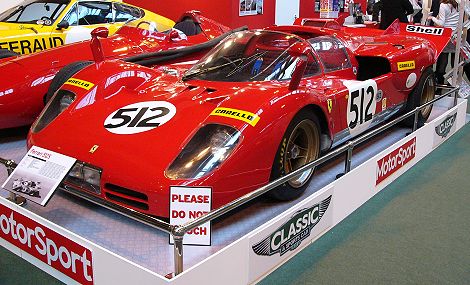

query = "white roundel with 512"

[104,101,176,134]
[343,79,378,136]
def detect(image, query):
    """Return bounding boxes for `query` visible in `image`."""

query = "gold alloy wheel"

[284,119,320,188]
[420,74,435,119]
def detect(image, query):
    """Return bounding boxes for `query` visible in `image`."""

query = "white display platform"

[0,97,467,284]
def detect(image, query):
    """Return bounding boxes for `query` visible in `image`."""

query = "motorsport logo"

[0,203,93,284]
[435,113,457,138]
[252,195,332,256]
[376,137,416,185]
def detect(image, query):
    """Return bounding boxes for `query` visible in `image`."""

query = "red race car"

[0,11,235,129]
[28,22,451,218]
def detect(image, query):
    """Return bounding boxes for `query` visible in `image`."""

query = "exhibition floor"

[0,103,469,284]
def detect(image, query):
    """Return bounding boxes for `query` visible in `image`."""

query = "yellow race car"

[0,0,174,56]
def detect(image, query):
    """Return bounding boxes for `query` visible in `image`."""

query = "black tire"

[45,61,93,103]
[0,48,19,59]
[402,67,435,127]
[268,109,321,201]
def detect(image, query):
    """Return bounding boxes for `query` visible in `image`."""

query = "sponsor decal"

[406,25,444,35]
[376,90,383,101]
[252,195,332,256]
[0,203,93,284]
[210,107,260,127]
[382,98,387,111]
[397,60,415,71]
[89,145,99,154]
[344,80,378,136]
[327,99,333,113]
[0,37,64,55]
[104,101,176,134]
[376,137,416,185]
[64,78,95,91]
[435,113,457,138]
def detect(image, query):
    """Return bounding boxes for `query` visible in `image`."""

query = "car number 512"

[104,101,176,134]
[344,79,378,135]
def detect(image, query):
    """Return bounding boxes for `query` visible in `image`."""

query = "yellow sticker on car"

[397,61,415,71]
[210,107,260,127]
[64,78,95,90]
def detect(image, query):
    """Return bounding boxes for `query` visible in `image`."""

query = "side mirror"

[56,20,69,30]
[91,27,109,39]
[289,56,308,91]
[90,27,109,63]
[168,29,181,41]
[288,42,311,90]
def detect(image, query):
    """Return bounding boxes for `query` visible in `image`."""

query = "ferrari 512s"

[28,21,451,218]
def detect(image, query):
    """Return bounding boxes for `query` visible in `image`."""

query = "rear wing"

[383,20,453,57]
[293,18,342,31]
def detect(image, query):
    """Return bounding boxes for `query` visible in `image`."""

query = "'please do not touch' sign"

[169,186,212,246]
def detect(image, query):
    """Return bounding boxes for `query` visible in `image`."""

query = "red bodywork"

[28,23,451,218]
[0,11,230,129]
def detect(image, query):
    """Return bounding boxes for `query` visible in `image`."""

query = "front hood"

[31,73,280,184]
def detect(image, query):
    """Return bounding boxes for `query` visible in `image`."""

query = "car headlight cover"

[166,124,241,180]
[32,90,76,133]
[65,161,102,194]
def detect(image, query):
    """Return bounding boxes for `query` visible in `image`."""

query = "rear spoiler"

[383,19,453,57]
[293,17,342,31]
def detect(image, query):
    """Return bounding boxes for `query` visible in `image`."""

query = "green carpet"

[0,120,469,285]
[260,123,470,284]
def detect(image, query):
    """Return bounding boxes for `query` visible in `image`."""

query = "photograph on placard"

[239,0,263,16]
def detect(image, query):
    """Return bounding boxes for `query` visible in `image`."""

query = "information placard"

[169,186,211,246]
[2,146,76,206]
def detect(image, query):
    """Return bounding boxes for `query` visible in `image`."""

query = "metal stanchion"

[173,233,184,275]
[344,142,354,174]
[412,109,420,132]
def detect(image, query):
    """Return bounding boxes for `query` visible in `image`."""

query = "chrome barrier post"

[454,86,459,107]
[344,142,354,174]
[412,108,420,132]
[173,226,186,276]
[172,230,184,276]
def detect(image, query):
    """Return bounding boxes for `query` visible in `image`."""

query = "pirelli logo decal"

[64,78,95,90]
[210,107,260,126]
[397,61,415,71]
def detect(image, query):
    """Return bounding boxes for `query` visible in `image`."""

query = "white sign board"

[1,146,76,206]
[169,186,212,245]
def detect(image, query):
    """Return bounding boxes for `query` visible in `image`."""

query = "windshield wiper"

[182,59,242,81]
[225,51,267,78]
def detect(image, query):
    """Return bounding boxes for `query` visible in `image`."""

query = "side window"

[114,3,143,23]
[62,4,78,26]
[304,53,321,77]
[77,2,112,25]
[309,36,351,73]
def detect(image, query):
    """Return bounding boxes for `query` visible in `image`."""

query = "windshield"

[183,30,306,82]
[0,0,69,24]
[116,18,172,36]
